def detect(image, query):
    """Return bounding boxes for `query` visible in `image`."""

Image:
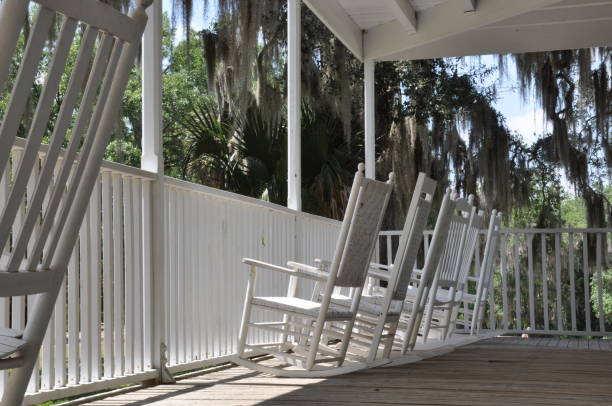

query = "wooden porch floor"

[84,337,612,406]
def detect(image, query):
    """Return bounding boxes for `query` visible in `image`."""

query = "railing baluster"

[123,176,134,374]
[112,173,125,376]
[67,247,79,385]
[133,178,143,371]
[101,171,114,378]
[500,233,509,331]
[583,232,591,333]
[568,233,577,331]
[90,177,102,380]
[541,233,549,332]
[513,235,521,330]
[554,233,563,332]
[596,233,604,333]
[527,234,535,330]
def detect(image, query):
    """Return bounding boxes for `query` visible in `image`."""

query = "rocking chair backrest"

[390,173,436,301]
[407,189,457,309]
[0,0,150,281]
[456,209,485,290]
[435,195,475,289]
[333,168,394,288]
[474,211,502,305]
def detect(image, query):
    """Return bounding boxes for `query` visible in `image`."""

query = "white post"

[141,0,173,384]
[287,0,301,211]
[364,60,376,179]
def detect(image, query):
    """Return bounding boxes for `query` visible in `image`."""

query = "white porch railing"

[1,140,341,404]
[1,139,610,404]
[379,228,612,337]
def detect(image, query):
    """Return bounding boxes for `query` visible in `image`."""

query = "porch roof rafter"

[303,0,612,62]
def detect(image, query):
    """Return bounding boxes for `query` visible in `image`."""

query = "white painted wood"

[124,176,135,375]
[67,248,79,385]
[527,234,535,330]
[554,233,563,331]
[541,234,549,331]
[112,174,125,377]
[303,0,363,60]
[79,185,92,383]
[389,0,417,32]
[133,178,144,372]
[500,234,508,330]
[235,166,393,375]
[54,279,67,388]
[101,171,114,378]
[287,0,302,211]
[364,0,562,60]
[596,233,604,332]
[583,233,591,333]
[364,60,376,179]
[512,237,521,330]
[141,180,153,370]
[568,233,577,331]
[89,139,102,379]
[464,0,477,12]
[141,0,170,380]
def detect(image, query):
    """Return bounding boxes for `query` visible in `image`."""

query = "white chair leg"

[237,268,256,357]
[2,275,63,406]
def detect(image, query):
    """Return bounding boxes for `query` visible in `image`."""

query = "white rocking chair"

[0,1,151,404]
[232,164,394,377]
[395,188,460,353]
[322,173,437,365]
[414,195,477,343]
[456,210,503,335]
[430,207,485,340]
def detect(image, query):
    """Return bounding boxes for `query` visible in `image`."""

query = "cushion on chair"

[251,296,353,321]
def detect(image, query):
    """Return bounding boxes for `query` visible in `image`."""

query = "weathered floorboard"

[84,338,612,406]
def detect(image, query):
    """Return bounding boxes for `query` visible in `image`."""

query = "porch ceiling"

[303,0,612,61]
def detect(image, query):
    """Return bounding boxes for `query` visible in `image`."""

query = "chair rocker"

[231,164,394,377]
[0,1,151,404]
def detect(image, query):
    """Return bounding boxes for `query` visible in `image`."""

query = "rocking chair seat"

[0,334,27,360]
[405,285,456,305]
[331,293,404,316]
[251,296,353,321]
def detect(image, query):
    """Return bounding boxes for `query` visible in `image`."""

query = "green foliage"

[591,269,612,324]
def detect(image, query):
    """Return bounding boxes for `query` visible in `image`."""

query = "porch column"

[287,0,301,211]
[364,60,375,179]
[142,0,173,384]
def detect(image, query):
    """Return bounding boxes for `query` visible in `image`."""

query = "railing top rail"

[12,136,157,181]
[164,176,341,227]
[380,227,612,236]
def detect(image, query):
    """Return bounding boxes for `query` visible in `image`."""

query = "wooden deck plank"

[84,339,612,406]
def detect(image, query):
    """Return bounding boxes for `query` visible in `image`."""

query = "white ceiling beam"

[303,0,363,60]
[482,2,612,29]
[364,0,565,61]
[382,17,612,60]
[389,0,417,33]
[464,0,477,13]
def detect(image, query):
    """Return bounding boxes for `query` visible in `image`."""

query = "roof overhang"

[303,0,612,62]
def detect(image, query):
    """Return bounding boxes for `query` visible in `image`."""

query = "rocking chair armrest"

[286,261,330,281]
[367,268,390,282]
[369,262,390,270]
[314,258,331,271]
[242,258,327,282]
[466,276,480,282]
